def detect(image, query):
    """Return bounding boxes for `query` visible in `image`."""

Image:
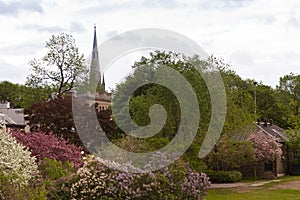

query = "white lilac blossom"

[70,153,210,200]
[0,122,39,185]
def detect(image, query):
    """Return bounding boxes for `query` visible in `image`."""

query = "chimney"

[257,118,261,125]
[269,119,273,126]
[264,118,268,126]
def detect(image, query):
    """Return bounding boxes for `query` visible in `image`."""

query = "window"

[264,161,273,171]
[292,151,299,160]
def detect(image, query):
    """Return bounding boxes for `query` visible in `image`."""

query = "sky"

[0,0,300,90]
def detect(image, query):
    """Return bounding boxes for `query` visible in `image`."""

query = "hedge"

[205,170,242,183]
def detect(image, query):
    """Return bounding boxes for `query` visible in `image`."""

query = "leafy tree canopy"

[26,33,88,96]
[0,81,52,109]
[112,51,256,166]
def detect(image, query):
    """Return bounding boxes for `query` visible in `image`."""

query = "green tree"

[112,51,256,170]
[205,140,254,171]
[250,83,290,128]
[286,130,300,166]
[27,33,88,96]
[220,70,255,136]
[0,81,20,107]
[112,52,211,153]
[277,73,300,128]
[0,81,52,109]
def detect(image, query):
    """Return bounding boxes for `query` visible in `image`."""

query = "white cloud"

[20,24,66,32]
[0,60,28,83]
[70,21,86,33]
[1,0,300,89]
[0,0,43,15]
[0,41,43,56]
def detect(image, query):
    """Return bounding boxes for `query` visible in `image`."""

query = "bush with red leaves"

[11,131,83,168]
[25,96,116,148]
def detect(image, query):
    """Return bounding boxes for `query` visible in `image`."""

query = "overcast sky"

[0,0,300,90]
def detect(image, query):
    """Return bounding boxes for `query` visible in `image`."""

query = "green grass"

[207,176,300,200]
[207,188,300,200]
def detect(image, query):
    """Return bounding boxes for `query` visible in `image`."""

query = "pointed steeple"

[92,25,98,54]
[101,73,105,90]
[90,25,101,85]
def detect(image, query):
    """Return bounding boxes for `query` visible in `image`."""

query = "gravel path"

[211,179,300,190]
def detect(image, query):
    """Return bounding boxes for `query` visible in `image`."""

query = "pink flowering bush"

[181,163,211,199]
[11,131,83,168]
[250,130,283,177]
[250,130,282,162]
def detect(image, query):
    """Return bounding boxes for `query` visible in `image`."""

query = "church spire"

[92,24,98,53]
[90,25,101,86]
[102,73,105,90]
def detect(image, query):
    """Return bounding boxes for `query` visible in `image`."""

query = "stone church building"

[86,25,111,111]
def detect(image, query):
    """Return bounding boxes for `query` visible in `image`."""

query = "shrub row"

[205,170,242,183]
[69,156,211,200]
[2,124,211,199]
[41,155,210,200]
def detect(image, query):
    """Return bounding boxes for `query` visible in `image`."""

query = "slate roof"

[255,122,287,143]
[0,108,25,128]
[232,120,287,143]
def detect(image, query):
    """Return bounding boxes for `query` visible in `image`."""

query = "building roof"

[0,108,25,128]
[255,122,288,143]
[232,119,287,143]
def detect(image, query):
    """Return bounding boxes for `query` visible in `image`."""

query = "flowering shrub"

[250,130,283,177]
[181,164,211,199]
[0,123,46,199]
[70,156,113,199]
[11,130,83,168]
[0,123,38,185]
[250,130,283,162]
[70,155,210,200]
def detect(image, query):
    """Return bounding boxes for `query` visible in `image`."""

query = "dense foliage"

[0,81,52,109]
[69,155,210,200]
[0,169,47,200]
[26,96,116,147]
[38,158,77,200]
[111,51,257,170]
[11,130,83,169]
[204,140,254,171]
[205,170,243,183]
[278,73,300,128]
